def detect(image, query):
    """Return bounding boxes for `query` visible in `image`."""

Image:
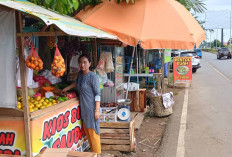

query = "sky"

[197,0,232,43]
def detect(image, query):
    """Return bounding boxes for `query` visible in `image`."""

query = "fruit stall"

[0,1,116,156]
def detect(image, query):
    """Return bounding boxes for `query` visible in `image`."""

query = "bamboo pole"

[16,11,32,157]
[126,47,135,99]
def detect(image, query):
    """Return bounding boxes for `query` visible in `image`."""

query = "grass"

[202,48,217,54]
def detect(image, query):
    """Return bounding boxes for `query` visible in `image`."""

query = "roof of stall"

[0,0,117,39]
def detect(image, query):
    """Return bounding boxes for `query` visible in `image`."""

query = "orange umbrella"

[75,0,205,49]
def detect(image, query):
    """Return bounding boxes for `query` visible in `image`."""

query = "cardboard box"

[100,107,118,122]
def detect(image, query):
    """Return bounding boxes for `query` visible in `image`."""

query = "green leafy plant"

[28,0,206,16]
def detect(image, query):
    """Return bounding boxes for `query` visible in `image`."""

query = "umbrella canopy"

[75,0,205,49]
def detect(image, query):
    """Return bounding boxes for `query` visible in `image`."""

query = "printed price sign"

[173,57,192,83]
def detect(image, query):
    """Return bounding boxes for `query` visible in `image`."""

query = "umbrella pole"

[136,46,139,84]
[126,47,136,99]
[161,49,165,93]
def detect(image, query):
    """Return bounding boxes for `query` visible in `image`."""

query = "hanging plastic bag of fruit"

[26,45,43,72]
[51,44,66,78]
[47,26,57,49]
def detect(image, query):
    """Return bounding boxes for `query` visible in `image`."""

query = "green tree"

[28,0,206,16]
[212,39,221,48]
[176,0,206,13]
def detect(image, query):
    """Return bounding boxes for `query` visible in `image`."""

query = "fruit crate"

[100,119,136,152]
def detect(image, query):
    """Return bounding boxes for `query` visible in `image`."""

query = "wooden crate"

[100,119,135,152]
[128,89,146,112]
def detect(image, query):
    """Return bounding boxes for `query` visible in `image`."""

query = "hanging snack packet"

[51,44,66,78]
[26,45,43,72]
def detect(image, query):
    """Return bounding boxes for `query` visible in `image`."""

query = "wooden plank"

[130,119,135,151]
[100,122,130,128]
[144,89,147,109]
[134,90,140,112]
[0,117,24,121]
[128,91,134,111]
[134,112,145,130]
[101,144,131,151]
[130,91,136,112]
[100,133,130,138]
[17,31,66,37]
[30,98,78,120]
[67,151,97,157]
[101,139,130,145]
[16,11,32,157]
[139,90,145,112]
[101,136,130,140]
[0,108,24,117]
[101,128,129,134]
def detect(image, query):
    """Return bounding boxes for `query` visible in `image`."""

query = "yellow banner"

[0,101,87,156]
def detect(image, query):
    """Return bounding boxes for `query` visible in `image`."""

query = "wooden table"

[123,73,162,77]
[124,73,162,89]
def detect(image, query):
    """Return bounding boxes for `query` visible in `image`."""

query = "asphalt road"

[155,51,232,157]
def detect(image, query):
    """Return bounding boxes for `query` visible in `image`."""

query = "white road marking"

[205,60,231,83]
[176,88,189,157]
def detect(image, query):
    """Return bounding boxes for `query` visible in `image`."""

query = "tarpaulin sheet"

[0,9,17,108]
[0,0,117,39]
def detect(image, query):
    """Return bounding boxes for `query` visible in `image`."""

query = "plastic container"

[164,63,168,78]
[145,67,149,74]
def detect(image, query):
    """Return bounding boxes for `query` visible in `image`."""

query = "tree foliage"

[176,0,206,13]
[28,0,206,16]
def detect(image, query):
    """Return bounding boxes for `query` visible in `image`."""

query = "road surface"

[155,51,232,157]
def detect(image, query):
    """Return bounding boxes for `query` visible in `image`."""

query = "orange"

[31,64,35,69]
[35,67,40,71]
[34,61,39,66]
[27,62,31,68]
[39,63,43,68]
[54,56,59,60]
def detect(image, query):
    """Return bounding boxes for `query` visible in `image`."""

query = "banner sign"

[164,49,171,63]
[0,101,87,156]
[173,57,192,83]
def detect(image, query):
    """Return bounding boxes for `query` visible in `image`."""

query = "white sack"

[162,92,175,109]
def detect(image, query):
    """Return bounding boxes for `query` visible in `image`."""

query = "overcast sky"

[197,0,232,43]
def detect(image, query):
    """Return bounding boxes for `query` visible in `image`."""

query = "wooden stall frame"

[16,11,32,157]
[2,5,118,157]
[15,11,69,156]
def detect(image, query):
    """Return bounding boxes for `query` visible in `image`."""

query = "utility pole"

[230,0,232,51]
[221,28,224,47]
[210,31,212,48]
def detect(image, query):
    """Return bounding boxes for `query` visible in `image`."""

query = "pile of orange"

[51,55,65,78]
[26,56,43,71]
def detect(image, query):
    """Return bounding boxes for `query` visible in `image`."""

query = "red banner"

[173,57,192,83]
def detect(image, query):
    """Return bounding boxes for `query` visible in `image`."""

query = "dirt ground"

[101,85,184,157]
